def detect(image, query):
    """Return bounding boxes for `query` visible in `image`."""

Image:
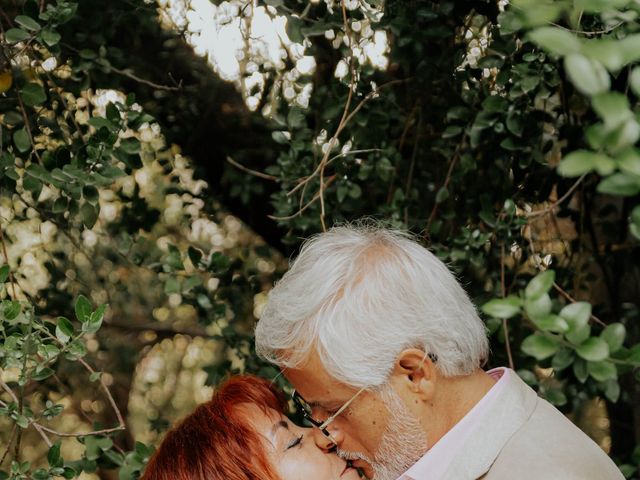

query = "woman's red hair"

[141,374,287,480]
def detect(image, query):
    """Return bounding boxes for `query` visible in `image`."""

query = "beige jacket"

[441,369,624,480]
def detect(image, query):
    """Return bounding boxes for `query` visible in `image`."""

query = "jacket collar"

[440,368,538,479]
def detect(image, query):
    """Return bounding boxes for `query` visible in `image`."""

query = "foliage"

[0,0,639,478]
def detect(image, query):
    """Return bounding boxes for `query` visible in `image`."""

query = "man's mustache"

[336,446,371,463]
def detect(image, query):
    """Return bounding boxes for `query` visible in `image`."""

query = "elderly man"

[255,224,623,480]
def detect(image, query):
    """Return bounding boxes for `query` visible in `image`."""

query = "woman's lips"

[340,461,356,477]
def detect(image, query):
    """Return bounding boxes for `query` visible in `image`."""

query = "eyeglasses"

[292,386,366,444]
[291,352,438,444]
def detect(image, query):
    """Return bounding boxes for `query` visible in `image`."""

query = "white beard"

[337,386,428,480]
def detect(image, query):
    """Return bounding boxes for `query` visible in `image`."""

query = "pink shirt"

[397,367,510,480]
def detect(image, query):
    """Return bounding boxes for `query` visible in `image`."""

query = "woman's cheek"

[279,452,331,480]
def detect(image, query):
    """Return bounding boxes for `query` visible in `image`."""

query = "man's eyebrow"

[308,399,341,410]
[270,420,289,437]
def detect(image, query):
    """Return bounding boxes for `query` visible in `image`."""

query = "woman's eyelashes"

[286,434,303,450]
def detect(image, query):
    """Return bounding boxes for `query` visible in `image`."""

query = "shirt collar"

[398,368,538,480]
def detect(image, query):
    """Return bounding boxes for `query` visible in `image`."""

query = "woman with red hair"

[141,375,359,480]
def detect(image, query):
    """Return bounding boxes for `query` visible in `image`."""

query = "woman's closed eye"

[286,434,303,450]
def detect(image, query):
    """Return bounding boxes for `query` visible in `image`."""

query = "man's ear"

[389,348,437,401]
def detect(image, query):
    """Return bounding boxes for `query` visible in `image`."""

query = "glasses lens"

[293,391,314,418]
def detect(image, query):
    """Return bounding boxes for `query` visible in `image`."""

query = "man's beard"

[337,386,428,480]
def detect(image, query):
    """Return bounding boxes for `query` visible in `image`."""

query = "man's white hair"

[255,222,489,387]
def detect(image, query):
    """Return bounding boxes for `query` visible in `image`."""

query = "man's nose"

[312,424,344,452]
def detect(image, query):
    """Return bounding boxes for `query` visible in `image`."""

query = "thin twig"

[110,66,182,91]
[500,243,515,370]
[35,330,127,437]
[526,175,585,218]
[0,423,17,466]
[404,111,422,226]
[318,0,356,231]
[0,380,52,447]
[553,282,606,327]
[550,21,623,36]
[388,102,419,204]
[269,176,337,221]
[0,218,17,299]
[287,79,408,198]
[425,140,465,238]
[15,89,43,165]
[226,156,277,181]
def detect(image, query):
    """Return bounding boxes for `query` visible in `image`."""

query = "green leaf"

[0,265,10,283]
[23,175,42,197]
[119,138,141,154]
[591,92,632,129]
[435,186,449,203]
[597,173,640,197]
[576,337,610,361]
[601,323,626,352]
[32,367,54,381]
[532,314,569,333]
[573,358,589,383]
[182,275,202,293]
[15,15,41,31]
[52,197,68,213]
[272,131,289,144]
[517,369,538,386]
[619,34,640,66]
[543,388,567,406]
[581,39,624,72]
[566,323,591,345]
[82,186,99,205]
[84,304,106,333]
[587,361,617,382]
[5,28,31,43]
[21,83,47,106]
[564,53,610,96]
[527,27,581,55]
[630,67,640,97]
[81,202,99,228]
[606,119,640,152]
[55,317,74,343]
[14,414,29,428]
[603,379,620,403]
[164,276,180,295]
[521,333,560,360]
[560,301,591,331]
[287,108,305,128]
[26,166,55,186]
[557,150,613,177]
[47,443,61,468]
[630,205,640,240]
[88,117,115,130]
[481,296,522,318]
[552,348,575,371]
[617,148,640,176]
[4,301,21,320]
[524,293,552,319]
[13,128,31,153]
[524,270,555,299]
[442,126,463,139]
[75,295,92,323]
[574,0,629,13]
[40,28,61,46]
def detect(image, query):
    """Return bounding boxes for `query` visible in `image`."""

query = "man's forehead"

[283,350,351,401]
